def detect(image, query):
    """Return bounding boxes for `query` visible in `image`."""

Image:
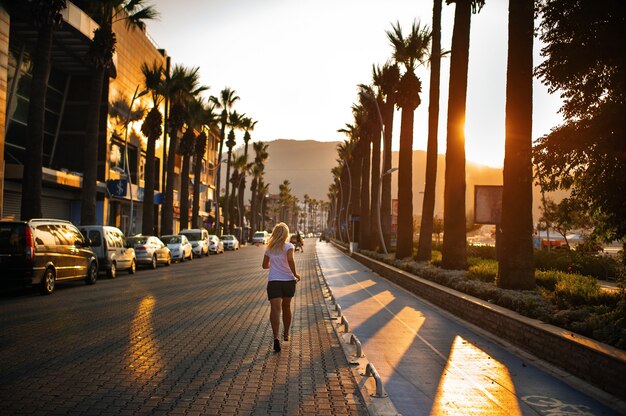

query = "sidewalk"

[316,241,623,416]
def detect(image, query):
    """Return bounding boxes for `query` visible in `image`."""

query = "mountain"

[237,139,563,222]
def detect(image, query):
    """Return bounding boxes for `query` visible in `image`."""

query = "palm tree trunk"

[370,126,381,250]
[442,0,471,269]
[417,0,443,261]
[360,136,371,250]
[250,178,258,232]
[381,100,395,249]
[80,68,106,225]
[395,109,415,259]
[498,0,535,289]
[21,20,54,220]
[142,136,157,234]
[161,134,178,235]
[214,120,226,234]
[180,155,191,230]
[224,150,233,233]
[191,154,202,228]
[350,154,361,244]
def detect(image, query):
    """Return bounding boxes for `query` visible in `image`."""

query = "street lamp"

[124,85,149,235]
[377,167,398,254]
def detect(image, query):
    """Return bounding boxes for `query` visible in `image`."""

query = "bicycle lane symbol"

[522,395,596,416]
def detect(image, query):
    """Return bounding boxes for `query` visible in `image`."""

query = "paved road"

[317,241,625,416]
[0,243,367,415]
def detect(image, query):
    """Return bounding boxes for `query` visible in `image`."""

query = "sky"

[146,0,564,168]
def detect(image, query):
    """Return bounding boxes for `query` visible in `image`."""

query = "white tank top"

[266,242,296,281]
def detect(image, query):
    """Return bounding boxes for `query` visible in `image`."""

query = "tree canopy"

[534,0,626,241]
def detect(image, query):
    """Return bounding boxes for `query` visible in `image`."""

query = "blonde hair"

[267,222,290,254]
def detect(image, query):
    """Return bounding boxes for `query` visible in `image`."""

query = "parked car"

[179,229,209,257]
[0,219,98,295]
[161,234,193,262]
[126,235,171,269]
[80,225,136,278]
[208,234,224,254]
[221,234,240,250]
[251,231,270,245]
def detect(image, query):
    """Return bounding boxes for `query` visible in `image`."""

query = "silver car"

[127,235,171,269]
[161,234,193,263]
[221,235,239,251]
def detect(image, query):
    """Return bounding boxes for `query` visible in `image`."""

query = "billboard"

[474,185,503,224]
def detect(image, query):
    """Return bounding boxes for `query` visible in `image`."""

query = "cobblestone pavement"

[0,240,368,416]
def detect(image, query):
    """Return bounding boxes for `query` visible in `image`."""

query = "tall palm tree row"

[161,65,207,235]
[387,20,432,259]
[78,0,158,226]
[441,0,485,270]
[210,88,240,235]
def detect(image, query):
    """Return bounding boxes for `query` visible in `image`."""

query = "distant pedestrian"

[262,222,301,352]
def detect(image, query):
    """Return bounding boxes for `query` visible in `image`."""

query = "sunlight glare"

[431,336,521,415]
[127,295,162,378]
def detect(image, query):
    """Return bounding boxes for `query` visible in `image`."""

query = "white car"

[208,235,224,254]
[221,234,239,250]
[161,234,193,262]
[79,225,136,278]
[179,229,210,257]
[251,231,269,245]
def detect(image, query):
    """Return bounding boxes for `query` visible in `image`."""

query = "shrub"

[534,248,623,280]
[552,272,601,308]
[467,244,497,260]
[467,259,497,283]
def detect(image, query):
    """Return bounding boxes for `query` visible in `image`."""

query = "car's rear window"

[127,237,147,245]
[0,223,26,253]
[163,236,180,244]
[182,232,201,241]
[253,232,265,238]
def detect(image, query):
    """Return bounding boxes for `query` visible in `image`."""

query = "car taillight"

[24,226,34,261]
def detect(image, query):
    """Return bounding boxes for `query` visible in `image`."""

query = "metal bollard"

[350,334,363,357]
[335,303,342,318]
[363,363,387,398]
[340,315,350,332]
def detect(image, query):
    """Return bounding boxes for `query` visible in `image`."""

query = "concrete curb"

[331,241,626,403]
[315,252,401,416]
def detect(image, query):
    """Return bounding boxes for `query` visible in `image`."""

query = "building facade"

[0,2,218,234]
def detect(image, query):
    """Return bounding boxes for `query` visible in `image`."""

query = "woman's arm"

[262,254,270,269]
[286,248,300,281]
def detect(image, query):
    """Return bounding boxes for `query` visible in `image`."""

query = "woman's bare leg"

[270,298,283,340]
[282,297,293,339]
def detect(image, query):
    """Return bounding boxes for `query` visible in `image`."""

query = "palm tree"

[278,180,292,225]
[337,126,359,244]
[177,127,196,230]
[387,20,432,259]
[191,103,219,229]
[210,88,239,235]
[497,0,535,289]
[250,141,269,233]
[140,61,164,235]
[78,0,158,225]
[240,117,257,239]
[353,100,373,251]
[375,62,400,249]
[223,110,245,234]
[417,0,445,261]
[161,65,207,235]
[18,0,67,220]
[258,181,270,230]
[441,0,485,270]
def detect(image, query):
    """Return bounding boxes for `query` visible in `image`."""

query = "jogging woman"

[262,222,301,352]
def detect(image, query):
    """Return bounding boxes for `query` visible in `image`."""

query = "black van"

[0,219,98,295]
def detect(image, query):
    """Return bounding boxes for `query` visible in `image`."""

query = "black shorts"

[267,280,296,300]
